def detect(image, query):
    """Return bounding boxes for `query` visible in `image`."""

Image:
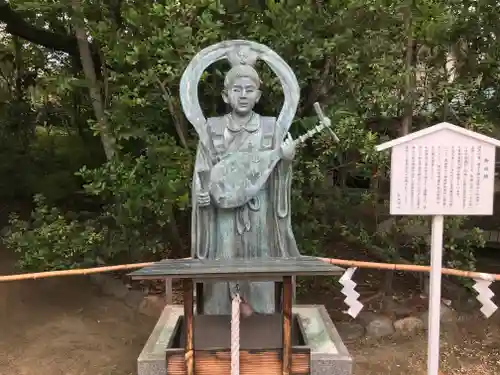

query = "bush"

[3,135,193,269]
[4,195,104,271]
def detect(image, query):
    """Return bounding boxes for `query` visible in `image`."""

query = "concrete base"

[137,304,352,375]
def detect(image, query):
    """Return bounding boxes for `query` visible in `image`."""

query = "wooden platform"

[128,256,343,280]
[163,314,310,375]
[138,305,353,375]
[128,257,342,375]
[165,348,310,375]
[173,314,304,350]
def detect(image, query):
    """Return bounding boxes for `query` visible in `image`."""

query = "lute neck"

[292,121,332,146]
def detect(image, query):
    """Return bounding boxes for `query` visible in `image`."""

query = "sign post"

[428,215,443,375]
[376,122,500,375]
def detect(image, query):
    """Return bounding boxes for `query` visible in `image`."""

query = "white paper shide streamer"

[339,267,363,318]
[473,273,498,318]
[231,293,241,375]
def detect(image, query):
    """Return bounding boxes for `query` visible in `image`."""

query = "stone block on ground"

[385,299,414,319]
[358,312,395,339]
[420,302,457,326]
[366,317,394,338]
[394,316,425,337]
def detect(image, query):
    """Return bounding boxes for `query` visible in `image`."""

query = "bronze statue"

[180,40,336,315]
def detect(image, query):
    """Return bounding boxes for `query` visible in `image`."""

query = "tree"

[0,1,492,307]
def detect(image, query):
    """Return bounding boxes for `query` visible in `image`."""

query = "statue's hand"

[197,192,210,207]
[240,299,254,318]
[280,132,296,161]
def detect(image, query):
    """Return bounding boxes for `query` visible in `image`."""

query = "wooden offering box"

[129,256,343,375]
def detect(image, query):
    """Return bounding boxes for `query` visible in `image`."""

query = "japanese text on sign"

[389,130,496,215]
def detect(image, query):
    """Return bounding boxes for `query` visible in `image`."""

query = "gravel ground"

[351,315,500,375]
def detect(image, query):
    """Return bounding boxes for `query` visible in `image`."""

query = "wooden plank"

[183,279,194,375]
[181,313,309,350]
[274,281,282,312]
[282,276,293,375]
[195,283,204,315]
[166,348,310,375]
[129,256,343,280]
[191,276,284,283]
[165,278,173,304]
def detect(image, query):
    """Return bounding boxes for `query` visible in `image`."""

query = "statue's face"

[223,76,261,116]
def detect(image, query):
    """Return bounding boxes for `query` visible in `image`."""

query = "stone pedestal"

[137,304,352,375]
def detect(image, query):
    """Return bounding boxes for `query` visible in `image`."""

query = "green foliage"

[4,195,104,270]
[0,0,495,277]
[3,135,192,269]
[77,135,192,261]
[26,130,103,201]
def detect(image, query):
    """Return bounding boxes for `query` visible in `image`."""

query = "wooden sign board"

[376,122,500,375]
[376,122,500,216]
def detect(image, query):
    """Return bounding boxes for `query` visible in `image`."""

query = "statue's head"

[222,46,261,116]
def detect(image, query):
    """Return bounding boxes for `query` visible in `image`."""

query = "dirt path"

[0,247,156,375]
[1,245,500,375]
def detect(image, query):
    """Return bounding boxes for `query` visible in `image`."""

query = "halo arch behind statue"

[179,40,300,152]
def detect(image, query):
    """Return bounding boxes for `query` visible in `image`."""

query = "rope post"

[282,276,292,375]
[196,282,204,314]
[183,279,194,375]
[275,281,283,312]
[165,278,173,305]
[231,292,241,375]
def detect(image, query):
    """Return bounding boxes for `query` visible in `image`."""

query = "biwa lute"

[207,102,338,209]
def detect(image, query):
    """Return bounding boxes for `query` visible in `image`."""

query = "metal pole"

[427,215,444,375]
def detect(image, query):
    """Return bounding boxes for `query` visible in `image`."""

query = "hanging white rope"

[231,292,241,375]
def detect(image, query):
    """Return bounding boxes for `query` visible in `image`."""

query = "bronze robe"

[191,112,300,314]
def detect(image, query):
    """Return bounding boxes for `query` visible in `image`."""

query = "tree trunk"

[154,75,188,148]
[0,0,102,75]
[12,35,23,101]
[383,0,416,307]
[401,0,414,137]
[443,49,456,121]
[71,0,116,160]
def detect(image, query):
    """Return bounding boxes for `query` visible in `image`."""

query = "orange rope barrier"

[0,257,499,282]
[0,262,154,282]
[319,258,500,281]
